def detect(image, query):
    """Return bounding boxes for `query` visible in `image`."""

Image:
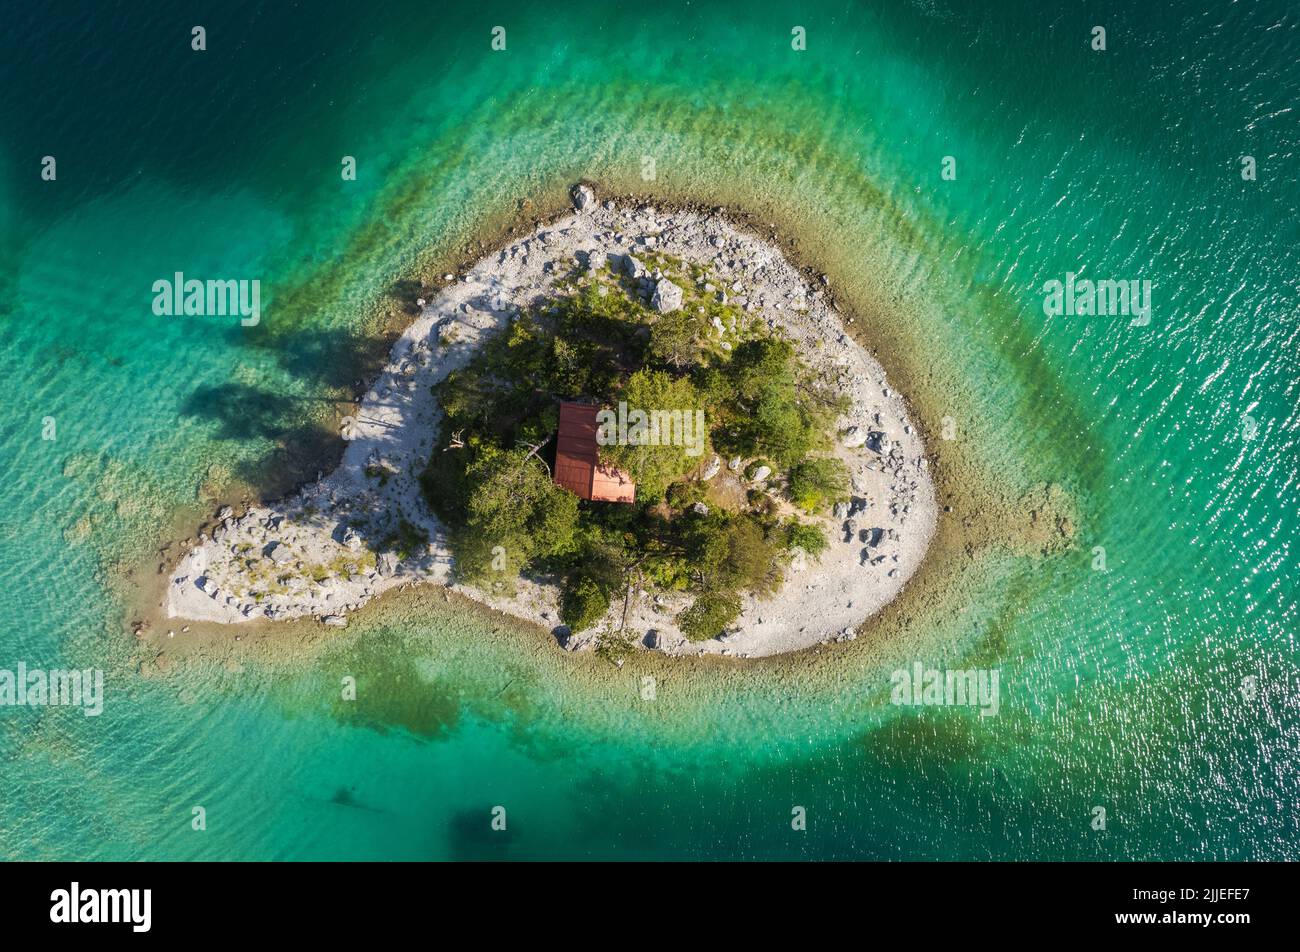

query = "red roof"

[553,402,636,503]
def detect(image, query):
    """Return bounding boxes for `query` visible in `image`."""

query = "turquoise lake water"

[0,1,1296,859]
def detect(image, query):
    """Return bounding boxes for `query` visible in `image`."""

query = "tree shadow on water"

[181,381,346,501]
[264,324,395,396]
[186,321,422,500]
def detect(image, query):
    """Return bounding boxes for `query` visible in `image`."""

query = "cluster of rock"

[169,486,415,628]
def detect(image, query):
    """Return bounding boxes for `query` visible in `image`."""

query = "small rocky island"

[164,185,937,657]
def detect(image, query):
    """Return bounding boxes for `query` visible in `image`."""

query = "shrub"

[561,576,610,632]
[784,520,829,559]
[381,519,429,561]
[678,590,742,641]
[666,479,708,510]
[747,489,777,516]
[787,457,850,514]
[594,629,638,665]
[648,309,703,369]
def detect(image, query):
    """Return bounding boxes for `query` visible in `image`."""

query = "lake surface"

[0,0,1295,859]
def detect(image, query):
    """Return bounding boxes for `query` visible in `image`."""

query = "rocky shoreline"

[163,185,937,657]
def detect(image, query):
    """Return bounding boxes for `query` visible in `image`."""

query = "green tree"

[721,337,833,467]
[648,309,702,369]
[561,576,610,632]
[455,444,579,584]
[604,369,708,501]
[687,512,781,594]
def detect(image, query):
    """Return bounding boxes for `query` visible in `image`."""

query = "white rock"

[841,426,868,448]
[651,278,683,313]
[571,183,595,211]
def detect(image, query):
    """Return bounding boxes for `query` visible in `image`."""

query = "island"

[163,185,937,658]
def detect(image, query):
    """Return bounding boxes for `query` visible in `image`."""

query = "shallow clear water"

[0,0,1296,859]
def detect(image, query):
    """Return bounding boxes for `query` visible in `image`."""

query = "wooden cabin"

[553,402,636,503]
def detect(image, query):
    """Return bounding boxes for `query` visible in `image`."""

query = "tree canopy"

[419,252,844,641]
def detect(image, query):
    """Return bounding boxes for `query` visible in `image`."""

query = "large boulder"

[571,183,595,211]
[651,278,683,313]
[841,426,868,448]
